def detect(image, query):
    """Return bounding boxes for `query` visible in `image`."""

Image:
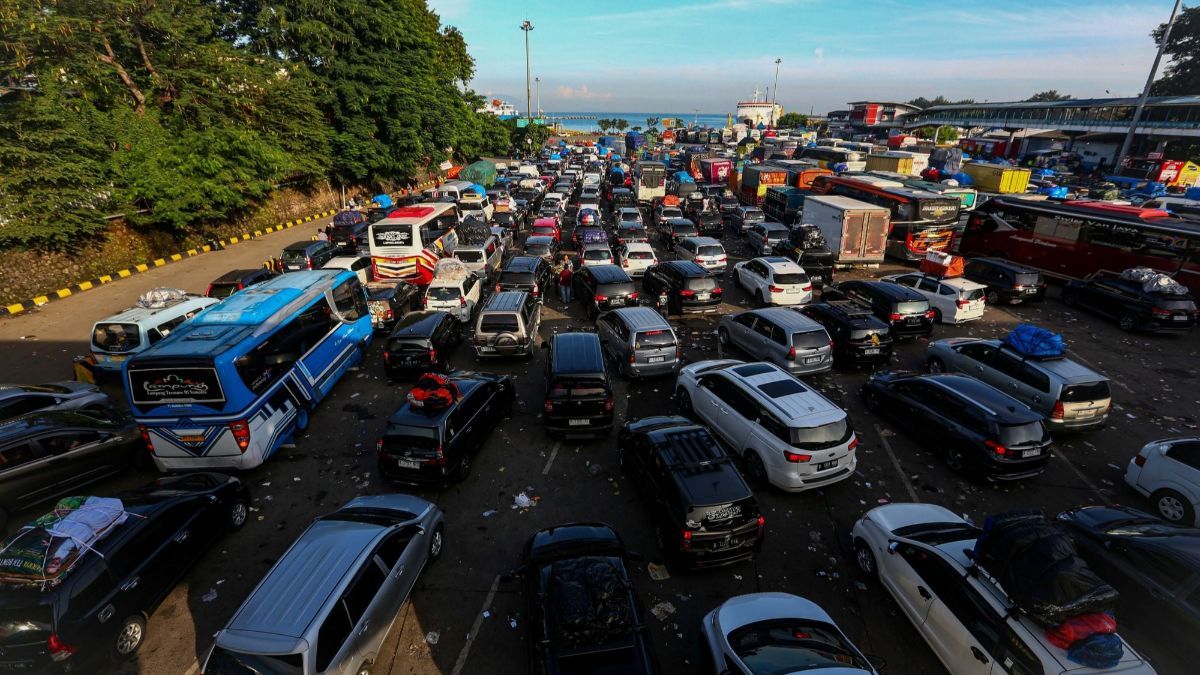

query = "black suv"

[382,311,462,377]
[618,416,764,570]
[862,372,1052,480]
[512,523,660,675]
[0,410,145,531]
[641,260,722,315]
[0,473,249,672]
[689,209,723,237]
[366,280,419,332]
[496,255,555,301]
[822,280,934,339]
[1063,276,1197,333]
[329,218,370,253]
[543,333,614,438]
[963,257,1046,305]
[205,268,276,299]
[377,371,514,486]
[659,218,699,251]
[798,301,894,368]
[573,265,639,318]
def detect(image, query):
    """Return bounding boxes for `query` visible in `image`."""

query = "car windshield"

[1158,298,1197,311]
[729,619,870,674]
[964,287,986,301]
[897,300,929,314]
[998,422,1047,446]
[620,212,640,221]
[480,315,519,333]
[628,251,654,260]
[791,418,850,449]
[584,249,612,261]
[93,322,142,352]
[744,210,764,220]
[455,250,484,263]
[526,243,550,255]
[549,379,608,399]
[634,330,675,348]
[599,282,635,296]
[765,229,788,241]
[697,245,724,257]
[279,249,309,263]
[427,286,461,301]
[204,647,302,675]
[500,271,534,285]
[1062,381,1111,402]
[207,283,240,299]
[793,330,829,349]
[1015,272,1041,285]
[382,424,439,453]
[774,273,808,285]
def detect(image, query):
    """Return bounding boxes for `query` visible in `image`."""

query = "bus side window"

[333,279,366,321]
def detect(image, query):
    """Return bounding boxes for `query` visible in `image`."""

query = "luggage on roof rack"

[918,250,964,278]
[1120,267,1189,296]
[0,496,135,589]
[1002,323,1065,360]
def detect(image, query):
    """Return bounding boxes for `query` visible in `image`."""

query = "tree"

[776,112,808,128]
[645,116,660,132]
[1151,5,1200,95]
[631,125,643,131]
[907,96,975,108]
[613,118,629,133]
[1026,90,1073,102]
[917,126,960,143]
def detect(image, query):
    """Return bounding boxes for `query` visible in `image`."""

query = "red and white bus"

[367,203,461,284]
[811,175,961,261]
[961,197,1200,293]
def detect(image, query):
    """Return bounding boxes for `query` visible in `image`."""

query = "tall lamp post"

[535,77,541,118]
[1116,0,1182,172]
[769,58,781,128]
[520,20,534,122]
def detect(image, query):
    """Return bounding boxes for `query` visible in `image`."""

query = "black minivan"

[543,333,614,438]
[278,240,336,273]
[383,311,462,377]
[963,257,1046,305]
[641,261,722,316]
[823,280,934,339]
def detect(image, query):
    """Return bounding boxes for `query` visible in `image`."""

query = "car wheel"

[927,357,946,374]
[356,662,373,675]
[932,308,943,324]
[1152,489,1195,524]
[944,447,968,474]
[455,453,472,480]
[854,539,878,579]
[754,290,765,308]
[428,523,445,561]
[294,407,310,433]
[986,290,1001,306]
[1061,288,1079,308]
[744,451,769,486]
[676,388,693,416]
[717,328,731,348]
[863,390,882,413]
[112,615,146,661]
[227,495,249,531]
[1118,313,1138,332]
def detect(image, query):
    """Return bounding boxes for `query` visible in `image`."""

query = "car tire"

[986,290,1002,306]
[227,495,250,531]
[112,614,146,661]
[927,357,946,374]
[717,327,731,348]
[428,523,445,562]
[863,390,882,413]
[944,447,969,475]
[1118,313,1138,332]
[1152,489,1195,524]
[1061,288,1079,308]
[932,308,943,324]
[356,662,373,675]
[455,453,472,481]
[744,450,769,487]
[854,539,878,580]
[676,388,693,416]
[755,290,765,308]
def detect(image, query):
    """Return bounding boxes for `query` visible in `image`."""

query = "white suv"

[618,242,657,277]
[675,360,856,492]
[852,503,1156,675]
[424,267,482,323]
[733,256,812,306]
[882,272,986,324]
[675,237,727,273]
[1125,436,1200,526]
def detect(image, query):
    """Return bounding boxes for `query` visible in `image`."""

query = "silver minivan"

[717,307,833,375]
[596,306,679,378]
[204,494,445,675]
[473,291,541,358]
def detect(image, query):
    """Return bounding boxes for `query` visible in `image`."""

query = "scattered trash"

[293,477,301,482]
[202,588,218,602]
[509,619,518,629]
[482,610,491,619]
[588,463,603,476]
[351,393,361,398]
[650,601,676,621]
[647,562,671,581]
[512,492,535,509]
[733,574,743,581]
[425,631,440,645]
[260,481,271,487]
[482,509,498,518]
[854,581,868,591]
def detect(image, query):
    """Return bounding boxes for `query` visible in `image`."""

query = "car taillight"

[786,346,796,361]
[956,298,970,309]
[459,296,466,306]
[681,529,693,551]
[205,284,214,297]
[544,399,554,413]
[757,515,765,530]
[680,289,695,298]
[47,633,76,662]
[629,291,639,301]
[1151,307,1172,318]
[495,283,502,293]
[594,294,607,302]
[424,444,446,466]
[784,450,811,463]
[629,352,637,364]
[532,282,540,297]
[713,287,723,296]
[985,439,1007,456]
[384,309,394,320]
[376,438,385,454]
[801,285,812,292]
[848,434,859,451]
[229,420,251,453]
[889,312,902,322]
[1134,452,1147,467]
[769,285,784,293]
[925,309,936,319]
[622,259,629,267]
[306,259,313,269]
[1051,400,1064,420]
[137,424,154,454]
[428,348,438,363]
[604,397,614,412]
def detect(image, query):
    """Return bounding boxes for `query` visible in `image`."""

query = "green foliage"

[917,126,960,143]
[613,119,629,132]
[645,116,660,132]
[907,96,975,108]
[1025,90,1073,102]
[776,112,808,128]
[1151,6,1200,96]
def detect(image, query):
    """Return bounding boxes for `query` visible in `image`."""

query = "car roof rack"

[654,428,731,474]
[824,300,873,319]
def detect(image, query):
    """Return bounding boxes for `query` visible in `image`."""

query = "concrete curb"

[1,179,442,318]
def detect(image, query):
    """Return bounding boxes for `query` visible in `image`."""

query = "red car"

[531,217,561,242]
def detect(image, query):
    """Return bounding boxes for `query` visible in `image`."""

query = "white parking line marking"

[450,574,502,675]
[541,441,561,475]
[874,424,920,503]
[1052,450,1113,505]
[184,661,200,675]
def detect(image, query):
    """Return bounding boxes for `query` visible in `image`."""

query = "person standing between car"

[558,262,573,304]
[316,228,329,242]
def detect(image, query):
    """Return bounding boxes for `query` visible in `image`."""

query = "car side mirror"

[886,541,899,555]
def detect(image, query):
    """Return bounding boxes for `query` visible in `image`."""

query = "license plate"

[1023,288,1038,295]
[804,357,822,364]
[697,292,710,301]
[863,348,881,355]
[648,356,666,363]
[179,435,206,443]
[1076,408,1097,418]
[816,459,838,471]
[397,459,420,469]
[107,354,127,362]
[1021,449,1041,459]
[905,317,921,324]
[400,357,426,366]
[1173,315,1188,322]
[811,275,823,282]
[712,537,735,550]
[569,419,589,426]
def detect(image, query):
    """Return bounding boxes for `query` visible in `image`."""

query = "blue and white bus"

[124,270,374,471]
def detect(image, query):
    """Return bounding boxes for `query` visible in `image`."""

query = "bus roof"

[988,197,1200,236]
[378,202,455,224]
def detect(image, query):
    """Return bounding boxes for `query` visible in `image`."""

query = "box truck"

[800,195,890,267]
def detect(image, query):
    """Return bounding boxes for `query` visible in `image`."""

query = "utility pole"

[520,20,534,122]
[1116,0,1181,172]
[535,77,541,118]
[769,58,781,128]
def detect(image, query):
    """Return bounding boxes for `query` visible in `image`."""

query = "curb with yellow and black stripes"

[1,180,444,318]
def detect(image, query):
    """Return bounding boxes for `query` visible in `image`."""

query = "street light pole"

[1115,0,1181,172]
[520,20,534,122]
[769,58,781,128]
[535,77,541,118]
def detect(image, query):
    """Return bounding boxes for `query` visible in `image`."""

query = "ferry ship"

[477,98,520,119]
[735,88,782,127]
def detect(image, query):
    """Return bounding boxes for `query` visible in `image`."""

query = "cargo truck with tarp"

[800,195,889,267]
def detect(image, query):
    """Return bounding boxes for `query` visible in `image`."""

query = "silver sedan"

[0,381,111,421]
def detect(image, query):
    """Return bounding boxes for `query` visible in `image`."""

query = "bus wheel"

[295,408,310,433]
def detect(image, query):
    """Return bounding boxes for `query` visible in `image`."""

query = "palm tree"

[596,118,611,133]
[613,118,629,133]
[645,116,660,132]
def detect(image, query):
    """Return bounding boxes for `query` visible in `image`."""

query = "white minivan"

[883,272,987,324]
[91,291,218,375]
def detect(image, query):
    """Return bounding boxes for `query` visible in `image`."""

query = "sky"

[426,0,1177,115]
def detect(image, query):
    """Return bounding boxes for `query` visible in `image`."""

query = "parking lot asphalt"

[4,216,1199,675]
